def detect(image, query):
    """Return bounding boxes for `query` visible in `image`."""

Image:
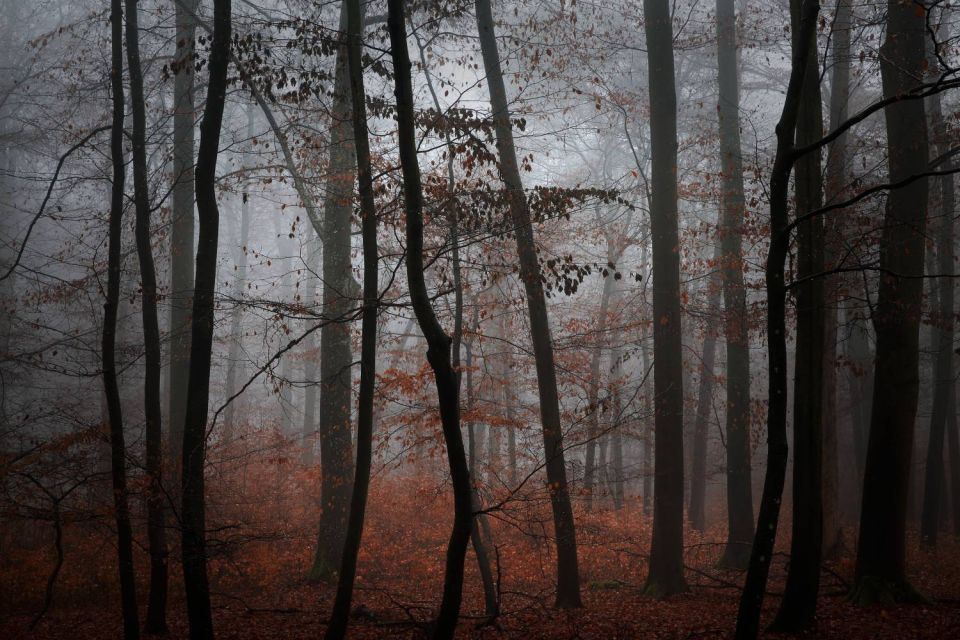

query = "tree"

[642,0,687,597]
[821,0,853,560]
[715,0,755,570]
[852,0,929,604]
[734,2,821,637]
[181,0,231,636]
[125,0,167,631]
[386,1,474,637]
[324,0,379,633]
[168,0,198,466]
[310,0,358,581]
[105,2,140,637]
[474,0,582,608]
[772,0,826,629]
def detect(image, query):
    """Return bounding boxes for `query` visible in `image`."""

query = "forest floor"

[3,468,960,639]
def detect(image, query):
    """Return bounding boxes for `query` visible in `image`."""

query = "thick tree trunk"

[773,0,826,630]
[386,3,474,637]
[106,3,139,636]
[168,0,198,468]
[125,0,167,631]
[852,0,928,605]
[821,0,852,560]
[474,0,582,608]
[310,0,358,581]
[715,0,754,570]
[181,0,231,637]
[324,0,378,633]
[642,0,687,597]
[734,3,820,638]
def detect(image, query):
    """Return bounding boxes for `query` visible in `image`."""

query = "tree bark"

[386,2,474,637]
[125,0,167,631]
[715,0,755,570]
[734,3,820,638]
[642,0,687,597]
[852,0,928,605]
[773,0,826,630]
[324,0,378,632]
[310,0,358,581]
[168,0,198,469]
[181,0,231,637]
[106,3,140,636]
[474,0,582,607]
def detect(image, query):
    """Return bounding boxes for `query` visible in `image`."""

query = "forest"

[2,0,960,638]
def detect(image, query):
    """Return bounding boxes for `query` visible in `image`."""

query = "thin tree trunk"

[690,245,722,534]
[642,0,687,597]
[310,0,358,581]
[300,225,320,464]
[386,3,474,637]
[324,0,378,631]
[168,0,198,469]
[715,0,755,570]
[852,0,928,605]
[773,0,826,630]
[106,2,139,636]
[585,265,615,510]
[474,0,582,608]
[125,0,167,631]
[223,107,254,443]
[181,0,231,637]
[734,3,820,637]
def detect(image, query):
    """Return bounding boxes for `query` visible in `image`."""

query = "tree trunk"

[689,263,720,534]
[584,264,615,510]
[300,225,320,464]
[920,29,955,547]
[310,0,358,582]
[106,3,140,636]
[642,0,687,597]
[820,0,852,561]
[715,0,755,570]
[386,2,474,637]
[852,0,928,605]
[474,0,582,608]
[181,0,231,637]
[168,0,198,469]
[125,0,167,631]
[773,0,826,630]
[734,3,820,637]
[324,0,378,632]
[223,106,254,443]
